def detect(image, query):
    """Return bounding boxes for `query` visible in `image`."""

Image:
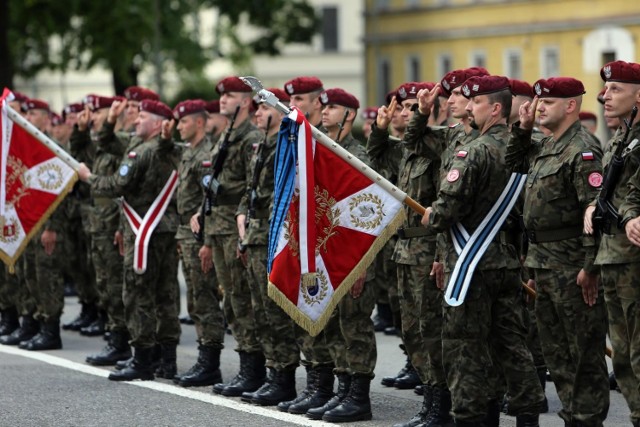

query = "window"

[540,46,560,78]
[377,57,392,105]
[437,53,453,80]
[469,50,487,69]
[321,7,338,52]
[406,55,421,82]
[504,49,522,79]
[602,51,616,65]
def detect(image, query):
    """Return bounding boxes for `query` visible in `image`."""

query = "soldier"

[77,99,181,381]
[170,99,225,387]
[420,75,544,427]
[237,88,300,406]
[204,100,228,143]
[69,96,131,366]
[508,77,609,426]
[284,76,325,129]
[585,60,640,427]
[119,86,160,133]
[191,76,265,396]
[361,107,377,140]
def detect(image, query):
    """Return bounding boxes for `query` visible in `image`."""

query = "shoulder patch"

[202,160,212,168]
[128,151,137,159]
[119,164,129,177]
[447,169,460,183]
[456,150,467,158]
[581,151,594,161]
[588,172,603,188]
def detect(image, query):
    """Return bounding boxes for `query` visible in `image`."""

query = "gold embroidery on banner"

[301,269,329,306]
[6,155,30,208]
[0,215,19,243]
[36,163,64,191]
[349,193,384,230]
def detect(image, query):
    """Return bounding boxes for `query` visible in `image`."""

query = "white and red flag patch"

[582,151,595,161]
[0,89,77,270]
[267,108,405,336]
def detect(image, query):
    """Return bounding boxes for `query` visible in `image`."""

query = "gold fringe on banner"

[268,208,406,336]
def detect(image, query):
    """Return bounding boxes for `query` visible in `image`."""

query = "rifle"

[238,115,272,253]
[193,105,241,242]
[335,109,349,142]
[592,106,638,235]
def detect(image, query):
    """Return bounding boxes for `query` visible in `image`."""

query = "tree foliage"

[1,0,318,94]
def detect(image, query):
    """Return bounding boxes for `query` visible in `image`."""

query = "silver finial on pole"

[240,76,291,115]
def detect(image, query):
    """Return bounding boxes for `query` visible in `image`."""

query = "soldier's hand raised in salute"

[161,119,175,140]
[107,100,127,125]
[77,105,91,132]
[518,96,539,130]
[417,83,441,115]
[376,97,397,130]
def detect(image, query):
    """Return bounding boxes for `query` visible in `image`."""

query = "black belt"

[526,226,583,244]
[215,194,243,206]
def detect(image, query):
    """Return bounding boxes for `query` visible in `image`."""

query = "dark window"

[408,56,421,82]
[322,7,338,52]
[378,59,391,105]
[602,51,616,65]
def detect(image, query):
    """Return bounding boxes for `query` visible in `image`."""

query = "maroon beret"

[25,99,50,112]
[173,99,207,120]
[284,76,324,95]
[124,86,160,102]
[139,99,173,119]
[205,100,220,114]
[385,90,396,106]
[361,107,378,120]
[50,112,64,126]
[534,77,585,98]
[396,82,434,103]
[259,88,290,104]
[579,111,597,122]
[601,61,640,84]
[216,76,252,95]
[64,103,84,115]
[509,79,534,98]
[597,88,606,105]
[11,91,28,103]
[441,67,490,96]
[90,96,116,111]
[461,75,510,98]
[319,88,360,109]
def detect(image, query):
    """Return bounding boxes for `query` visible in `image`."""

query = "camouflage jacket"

[70,127,121,234]
[176,136,213,240]
[507,120,603,273]
[238,132,278,246]
[203,118,263,241]
[88,135,180,235]
[427,124,521,272]
[595,122,640,264]
[96,122,140,158]
[365,122,402,183]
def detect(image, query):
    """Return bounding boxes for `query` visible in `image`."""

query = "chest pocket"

[534,162,566,202]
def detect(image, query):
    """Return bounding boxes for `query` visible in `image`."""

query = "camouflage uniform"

[177,136,224,348]
[596,122,640,425]
[238,132,299,370]
[508,121,609,426]
[425,124,544,422]
[89,132,181,350]
[70,127,125,335]
[203,118,262,353]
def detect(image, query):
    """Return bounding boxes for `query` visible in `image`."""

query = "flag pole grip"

[241,76,426,217]
[5,104,81,171]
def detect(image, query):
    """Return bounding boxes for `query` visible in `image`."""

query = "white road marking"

[0,344,336,427]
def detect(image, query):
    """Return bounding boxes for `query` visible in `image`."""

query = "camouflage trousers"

[210,234,260,353]
[397,262,446,386]
[64,203,98,305]
[246,245,300,370]
[179,237,224,349]
[23,234,65,322]
[534,267,609,426]
[600,263,640,423]
[0,263,18,310]
[323,277,377,378]
[525,302,545,370]
[443,268,544,422]
[3,260,35,316]
[123,231,180,348]
[91,232,126,333]
[373,239,400,324]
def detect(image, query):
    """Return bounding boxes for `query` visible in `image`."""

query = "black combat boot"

[307,373,351,420]
[85,330,132,366]
[288,365,335,414]
[155,344,177,379]
[382,344,411,386]
[80,310,106,336]
[252,367,297,406]
[62,302,97,331]
[373,303,392,332]
[417,386,453,427]
[395,364,421,389]
[221,352,265,396]
[393,384,433,427]
[322,374,372,423]
[0,315,38,345]
[277,365,318,412]
[415,384,425,395]
[0,306,20,336]
[108,346,155,381]
[241,367,275,403]
[176,345,222,387]
[213,351,250,394]
[515,413,539,427]
[483,399,501,427]
[19,318,62,351]
[179,314,195,325]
